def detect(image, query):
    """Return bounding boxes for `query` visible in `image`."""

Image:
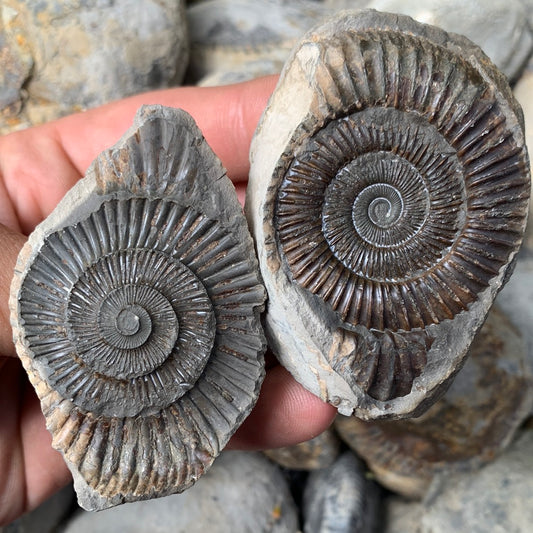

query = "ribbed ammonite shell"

[247,10,530,419]
[10,106,266,510]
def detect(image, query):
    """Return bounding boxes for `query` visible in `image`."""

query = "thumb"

[0,224,26,357]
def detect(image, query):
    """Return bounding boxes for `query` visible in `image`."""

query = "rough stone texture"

[3,484,75,533]
[60,451,299,533]
[9,106,266,510]
[247,10,530,419]
[263,428,341,470]
[0,6,33,129]
[0,1,188,133]
[384,497,425,533]
[496,258,533,415]
[335,305,533,498]
[368,0,533,82]
[303,451,381,533]
[384,430,533,533]
[186,0,328,86]
[520,0,533,28]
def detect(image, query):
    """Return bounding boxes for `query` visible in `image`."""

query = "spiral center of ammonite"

[116,306,144,336]
[32,200,242,418]
[354,183,404,230]
[97,285,178,361]
[321,152,431,276]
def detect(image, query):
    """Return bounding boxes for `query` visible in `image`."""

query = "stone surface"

[61,451,299,533]
[187,0,328,85]
[264,428,341,470]
[195,60,281,88]
[0,6,32,128]
[247,10,530,419]
[496,258,533,413]
[335,305,533,499]
[368,0,533,82]
[384,430,533,533]
[383,497,425,533]
[520,0,533,28]
[0,1,188,133]
[10,106,266,510]
[303,451,381,533]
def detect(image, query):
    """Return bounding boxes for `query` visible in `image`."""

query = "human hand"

[0,76,337,525]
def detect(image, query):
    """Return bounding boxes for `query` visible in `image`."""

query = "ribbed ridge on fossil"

[94,110,206,198]
[272,26,529,401]
[331,328,432,401]
[11,106,266,509]
[19,197,265,498]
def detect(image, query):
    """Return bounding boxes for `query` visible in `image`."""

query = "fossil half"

[10,106,266,510]
[247,10,530,419]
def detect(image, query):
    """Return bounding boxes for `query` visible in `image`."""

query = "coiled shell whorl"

[247,10,530,419]
[10,106,266,510]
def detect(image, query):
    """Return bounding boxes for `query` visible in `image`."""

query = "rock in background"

[59,451,299,533]
[331,0,533,82]
[0,0,188,133]
[335,305,533,499]
[303,451,381,533]
[264,428,341,471]
[186,0,328,86]
[384,430,533,533]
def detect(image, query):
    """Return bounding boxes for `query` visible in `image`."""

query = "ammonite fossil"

[303,451,380,533]
[247,10,530,418]
[10,106,266,510]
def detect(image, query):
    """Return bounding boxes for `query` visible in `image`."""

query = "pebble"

[264,428,341,470]
[303,451,381,533]
[186,0,328,85]
[367,0,533,81]
[60,451,298,533]
[0,0,188,133]
[384,430,533,533]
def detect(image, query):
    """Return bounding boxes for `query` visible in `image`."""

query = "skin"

[0,76,337,526]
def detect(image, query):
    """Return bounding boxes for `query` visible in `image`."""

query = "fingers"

[227,365,338,450]
[0,133,86,234]
[0,76,277,233]
[0,359,71,526]
[0,358,25,525]
[19,377,71,514]
[0,224,26,358]
[52,75,278,183]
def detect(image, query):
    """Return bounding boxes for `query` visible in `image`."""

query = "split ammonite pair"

[10,10,530,510]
